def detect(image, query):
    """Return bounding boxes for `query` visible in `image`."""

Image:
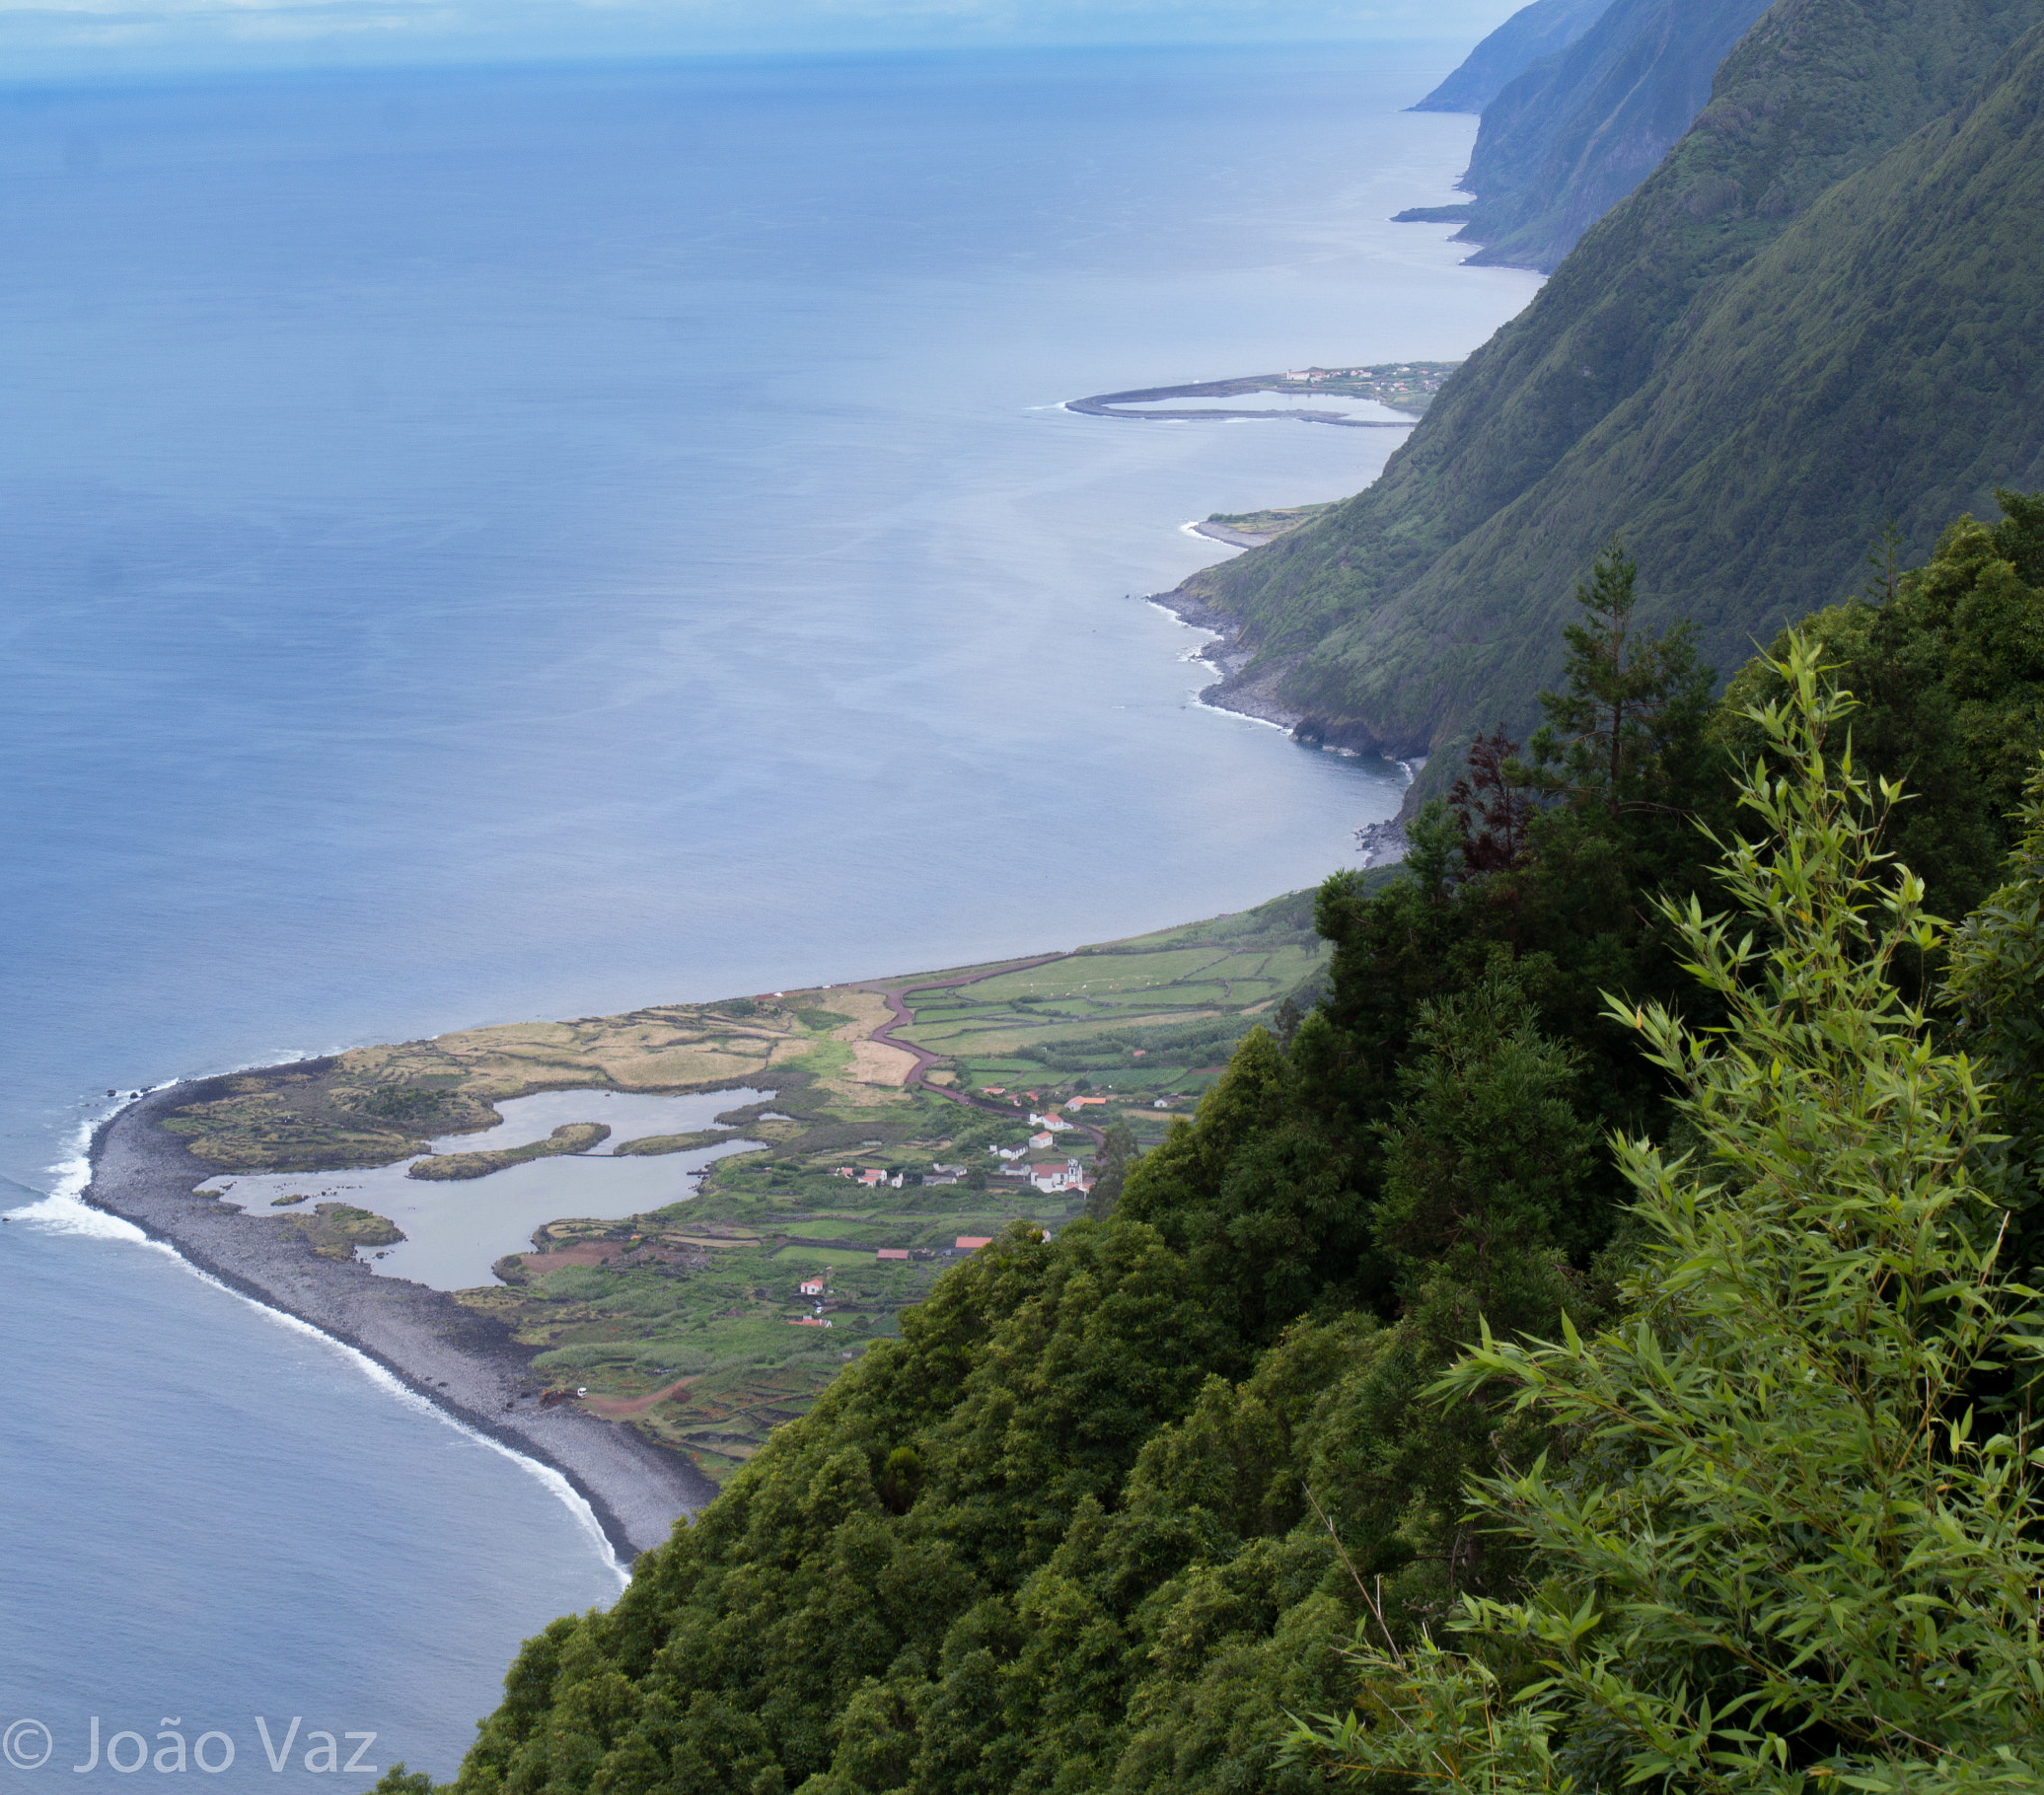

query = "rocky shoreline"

[85,1084,716,1563]
[1151,585,1417,864]
[1150,585,1306,732]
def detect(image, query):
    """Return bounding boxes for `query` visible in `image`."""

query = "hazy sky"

[0,0,1519,77]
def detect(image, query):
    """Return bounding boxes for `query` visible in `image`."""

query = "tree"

[1947,763,2044,1281]
[1448,729,1536,874]
[1371,967,1599,1321]
[1718,495,2044,925]
[1526,537,1715,820]
[1292,633,2044,1791]
[1085,1120,1137,1220]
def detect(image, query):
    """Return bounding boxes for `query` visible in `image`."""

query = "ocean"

[0,45,1538,1782]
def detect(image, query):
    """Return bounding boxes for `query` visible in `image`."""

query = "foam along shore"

[1145,581,1311,735]
[86,1084,716,1561]
[1186,520,1273,549]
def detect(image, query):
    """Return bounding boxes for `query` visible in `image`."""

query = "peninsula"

[84,894,1331,1560]
[1066,361,1458,425]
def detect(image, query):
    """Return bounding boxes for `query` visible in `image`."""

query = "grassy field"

[409,1121,611,1180]
[885,892,1326,1125]
[163,888,1333,1479]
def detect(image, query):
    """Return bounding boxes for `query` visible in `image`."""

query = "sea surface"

[0,45,1539,1783]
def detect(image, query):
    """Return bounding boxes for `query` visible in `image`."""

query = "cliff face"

[1409,0,1614,116]
[1452,0,1776,271]
[1183,0,2044,777]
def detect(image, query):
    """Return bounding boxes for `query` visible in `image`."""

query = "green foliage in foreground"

[1290,640,2044,1789]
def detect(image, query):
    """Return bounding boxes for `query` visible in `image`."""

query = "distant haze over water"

[0,45,1538,1780]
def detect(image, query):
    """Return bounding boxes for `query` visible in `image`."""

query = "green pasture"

[770,1245,877,1268]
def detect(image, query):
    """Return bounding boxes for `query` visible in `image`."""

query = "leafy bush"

[1291,636,2044,1789]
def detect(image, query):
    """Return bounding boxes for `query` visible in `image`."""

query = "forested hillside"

[410,501,2044,1795]
[1182,0,2044,792]
[1409,0,1611,116]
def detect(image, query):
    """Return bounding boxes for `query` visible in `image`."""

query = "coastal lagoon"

[200,1088,772,1288]
[0,43,1539,1782]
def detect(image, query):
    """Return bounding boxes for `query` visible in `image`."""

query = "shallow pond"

[199,1088,769,1289]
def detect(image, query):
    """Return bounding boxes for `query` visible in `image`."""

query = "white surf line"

[1189,690,1294,732]
[1179,520,1251,545]
[1145,596,1220,632]
[8,1100,630,1590]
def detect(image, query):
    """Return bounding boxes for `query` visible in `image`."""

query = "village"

[1272,359,1460,411]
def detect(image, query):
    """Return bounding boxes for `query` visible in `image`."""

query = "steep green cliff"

[1183,0,2044,784]
[1452,0,1775,271]
[1409,0,1613,116]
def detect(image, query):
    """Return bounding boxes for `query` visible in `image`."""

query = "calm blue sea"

[0,45,1539,1784]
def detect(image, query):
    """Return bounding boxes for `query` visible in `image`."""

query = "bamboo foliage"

[1291,633,2044,1793]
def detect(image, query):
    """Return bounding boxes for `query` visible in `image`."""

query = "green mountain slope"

[1181,0,2044,774]
[1410,0,1613,116]
[1452,0,1775,271]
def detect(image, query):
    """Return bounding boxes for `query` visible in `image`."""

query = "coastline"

[1184,520,1276,549]
[1146,586,1305,733]
[84,1084,716,1564]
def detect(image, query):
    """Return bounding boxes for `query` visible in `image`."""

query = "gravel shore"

[1148,586,1305,731]
[85,1085,716,1562]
